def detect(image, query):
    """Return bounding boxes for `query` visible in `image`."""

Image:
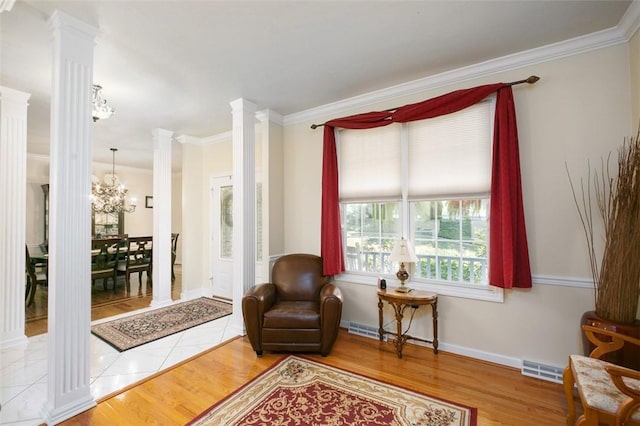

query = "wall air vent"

[348,322,387,341]
[521,360,563,383]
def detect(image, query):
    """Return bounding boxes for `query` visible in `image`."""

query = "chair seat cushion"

[570,354,640,421]
[263,301,320,329]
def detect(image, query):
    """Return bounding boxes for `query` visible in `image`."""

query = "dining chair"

[91,238,122,293]
[25,246,47,307]
[171,233,179,282]
[117,236,152,292]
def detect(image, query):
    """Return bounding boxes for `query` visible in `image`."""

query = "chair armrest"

[605,364,640,424]
[605,365,640,398]
[320,283,343,304]
[242,283,277,354]
[243,283,277,312]
[319,283,343,355]
[320,283,343,322]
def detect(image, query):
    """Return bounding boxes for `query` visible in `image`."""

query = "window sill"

[335,272,504,303]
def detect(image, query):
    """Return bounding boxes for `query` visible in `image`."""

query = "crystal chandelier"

[91,148,136,214]
[92,84,115,122]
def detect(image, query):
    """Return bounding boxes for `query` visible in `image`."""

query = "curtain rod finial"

[311,123,325,129]
[527,75,540,84]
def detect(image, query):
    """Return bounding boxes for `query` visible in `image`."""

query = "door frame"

[210,175,234,299]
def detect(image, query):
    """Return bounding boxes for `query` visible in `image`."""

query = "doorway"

[211,176,234,299]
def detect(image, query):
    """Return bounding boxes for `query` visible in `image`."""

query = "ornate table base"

[378,288,438,358]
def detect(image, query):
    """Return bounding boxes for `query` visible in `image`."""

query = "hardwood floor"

[26,268,182,337]
[28,265,571,424]
[60,328,570,425]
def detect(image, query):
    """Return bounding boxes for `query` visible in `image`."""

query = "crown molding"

[176,131,234,147]
[202,131,232,145]
[175,134,203,145]
[619,0,640,40]
[285,26,628,126]
[0,0,15,13]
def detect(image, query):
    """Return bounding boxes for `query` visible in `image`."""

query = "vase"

[580,310,640,370]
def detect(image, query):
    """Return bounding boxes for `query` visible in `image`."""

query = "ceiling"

[0,0,634,170]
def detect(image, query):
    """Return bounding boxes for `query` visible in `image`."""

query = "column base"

[40,394,96,425]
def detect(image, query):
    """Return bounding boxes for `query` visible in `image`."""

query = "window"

[339,100,502,301]
[411,199,488,284]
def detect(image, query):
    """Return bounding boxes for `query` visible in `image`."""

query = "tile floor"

[0,306,237,425]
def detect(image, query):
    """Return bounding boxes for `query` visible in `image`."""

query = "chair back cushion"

[272,254,327,302]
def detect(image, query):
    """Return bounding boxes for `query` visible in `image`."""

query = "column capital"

[230,98,257,114]
[0,86,31,104]
[48,10,97,40]
[152,128,174,141]
[256,109,283,125]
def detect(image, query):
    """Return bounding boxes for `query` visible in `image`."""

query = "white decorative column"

[151,128,173,308]
[0,86,31,347]
[230,98,257,335]
[42,11,96,424]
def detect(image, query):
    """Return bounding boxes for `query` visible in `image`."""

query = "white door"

[211,176,234,299]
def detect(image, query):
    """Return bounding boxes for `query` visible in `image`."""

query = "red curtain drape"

[321,83,532,289]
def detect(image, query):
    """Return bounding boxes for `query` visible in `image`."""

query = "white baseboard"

[342,320,522,370]
[181,287,213,301]
[433,341,522,369]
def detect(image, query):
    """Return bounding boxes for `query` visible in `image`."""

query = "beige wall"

[180,142,208,293]
[180,137,235,293]
[263,121,284,257]
[631,29,640,127]
[282,44,633,367]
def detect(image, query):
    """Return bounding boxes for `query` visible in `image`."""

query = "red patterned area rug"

[91,297,231,351]
[189,355,477,426]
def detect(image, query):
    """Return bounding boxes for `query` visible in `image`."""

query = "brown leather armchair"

[242,253,343,357]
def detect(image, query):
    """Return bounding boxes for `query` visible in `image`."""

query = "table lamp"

[389,238,418,293]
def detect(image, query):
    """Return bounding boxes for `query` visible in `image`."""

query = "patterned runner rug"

[189,355,477,426]
[91,297,232,351]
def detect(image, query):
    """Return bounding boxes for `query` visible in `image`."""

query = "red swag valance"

[321,83,532,289]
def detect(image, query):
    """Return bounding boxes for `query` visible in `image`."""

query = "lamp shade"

[389,238,418,263]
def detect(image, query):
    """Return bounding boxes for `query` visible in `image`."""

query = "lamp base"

[394,283,412,293]
[395,264,412,292]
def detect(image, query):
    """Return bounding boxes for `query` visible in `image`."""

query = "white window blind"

[338,124,402,202]
[407,102,493,199]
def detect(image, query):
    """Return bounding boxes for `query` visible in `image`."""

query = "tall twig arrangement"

[567,129,640,325]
